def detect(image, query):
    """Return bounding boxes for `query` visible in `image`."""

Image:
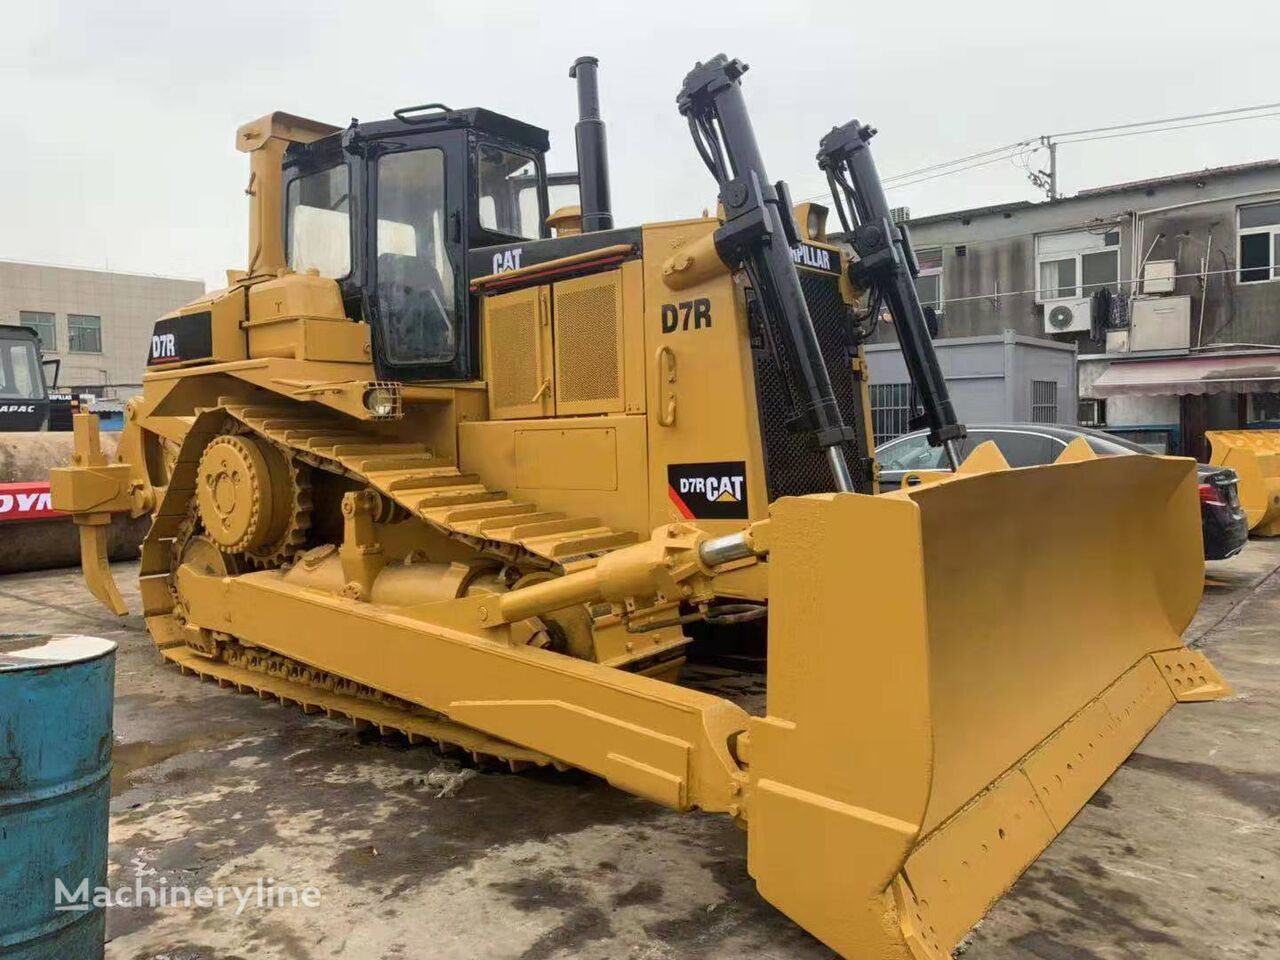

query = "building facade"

[882,160,1280,457]
[865,331,1077,443]
[0,260,205,397]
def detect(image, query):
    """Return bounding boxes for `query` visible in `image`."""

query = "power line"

[883,150,1029,191]
[796,144,1032,202]
[1056,109,1280,146]
[1048,102,1280,140]
[796,101,1280,205]
[880,139,1036,184]
[926,263,1250,309]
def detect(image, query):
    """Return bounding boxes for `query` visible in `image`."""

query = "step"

[474,510,567,536]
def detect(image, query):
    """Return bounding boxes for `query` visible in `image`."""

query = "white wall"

[0,260,204,394]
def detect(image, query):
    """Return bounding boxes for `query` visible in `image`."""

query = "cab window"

[375,148,457,365]
[1,341,41,399]
[877,434,947,471]
[478,145,541,239]
[286,164,351,279]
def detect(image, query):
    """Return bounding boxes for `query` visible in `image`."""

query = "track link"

[219,399,638,569]
[164,643,556,771]
[142,400,642,770]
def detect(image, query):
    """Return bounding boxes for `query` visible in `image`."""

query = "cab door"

[364,129,473,382]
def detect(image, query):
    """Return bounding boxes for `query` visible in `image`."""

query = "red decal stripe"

[667,484,695,520]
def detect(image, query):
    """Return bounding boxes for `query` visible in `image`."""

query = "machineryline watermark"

[55,875,321,916]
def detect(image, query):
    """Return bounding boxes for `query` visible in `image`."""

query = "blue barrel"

[0,635,114,960]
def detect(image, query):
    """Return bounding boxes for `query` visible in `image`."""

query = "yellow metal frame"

[1207,429,1280,534]
[45,101,1233,960]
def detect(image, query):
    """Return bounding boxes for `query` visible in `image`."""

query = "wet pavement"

[0,541,1276,959]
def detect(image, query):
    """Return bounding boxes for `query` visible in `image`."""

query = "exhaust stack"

[569,56,613,232]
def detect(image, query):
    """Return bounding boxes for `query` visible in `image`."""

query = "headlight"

[363,386,398,418]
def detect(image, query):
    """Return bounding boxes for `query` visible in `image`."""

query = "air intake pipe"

[569,56,614,232]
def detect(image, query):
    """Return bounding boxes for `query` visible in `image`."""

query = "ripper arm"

[48,413,150,616]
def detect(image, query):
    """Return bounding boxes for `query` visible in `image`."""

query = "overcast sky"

[3,0,1279,289]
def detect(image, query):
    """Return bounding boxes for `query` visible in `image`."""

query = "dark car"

[875,423,1249,561]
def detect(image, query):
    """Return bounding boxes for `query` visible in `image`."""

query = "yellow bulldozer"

[52,54,1228,958]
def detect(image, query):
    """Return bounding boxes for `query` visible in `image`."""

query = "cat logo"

[492,248,524,274]
[666,460,749,520]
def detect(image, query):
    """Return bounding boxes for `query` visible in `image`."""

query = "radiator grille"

[751,271,872,498]
[488,297,539,414]
[555,276,622,412]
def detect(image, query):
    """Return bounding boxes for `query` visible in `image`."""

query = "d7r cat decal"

[667,460,749,520]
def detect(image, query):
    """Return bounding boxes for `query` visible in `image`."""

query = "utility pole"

[1029,135,1058,201]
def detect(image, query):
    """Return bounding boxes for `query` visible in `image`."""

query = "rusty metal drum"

[0,635,115,960]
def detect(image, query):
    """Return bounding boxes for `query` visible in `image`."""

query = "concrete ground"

[1,543,1277,960]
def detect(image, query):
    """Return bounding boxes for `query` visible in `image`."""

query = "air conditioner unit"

[1142,259,1177,294]
[1129,295,1191,351]
[1043,297,1093,334]
[1106,328,1130,353]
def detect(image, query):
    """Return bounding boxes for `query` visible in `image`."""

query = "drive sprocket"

[194,431,311,568]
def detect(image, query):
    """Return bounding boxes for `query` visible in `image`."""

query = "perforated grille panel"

[488,297,539,414]
[751,271,873,497]
[554,276,622,413]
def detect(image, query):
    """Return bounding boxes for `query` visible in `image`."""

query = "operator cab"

[281,106,554,383]
[0,326,51,431]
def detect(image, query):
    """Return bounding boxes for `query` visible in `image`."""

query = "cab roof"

[353,107,550,153]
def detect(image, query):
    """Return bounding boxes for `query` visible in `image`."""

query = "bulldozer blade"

[747,453,1227,960]
[1207,429,1280,534]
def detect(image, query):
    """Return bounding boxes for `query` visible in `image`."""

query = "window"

[1030,380,1058,424]
[18,310,55,350]
[375,148,457,365]
[876,433,948,472]
[1251,391,1280,422]
[915,247,943,311]
[1036,228,1120,301]
[1039,258,1077,299]
[67,314,102,353]
[1237,201,1280,284]
[286,164,351,279]
[1,341,42,398]
[477,144,541,239]
[1078,397,1106,427]
[869,382,914,444]
[547,180,581,217]
[972,429,1064,467]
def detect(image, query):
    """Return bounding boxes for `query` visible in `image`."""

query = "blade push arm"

[677,55,858,493]
[495,526,766,628]
[818,120,967,469]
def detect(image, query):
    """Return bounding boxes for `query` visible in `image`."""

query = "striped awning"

[1092,353,1280,397]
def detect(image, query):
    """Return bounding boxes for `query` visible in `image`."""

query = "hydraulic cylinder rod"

[819,120,967,469]
[678,56,857,492]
